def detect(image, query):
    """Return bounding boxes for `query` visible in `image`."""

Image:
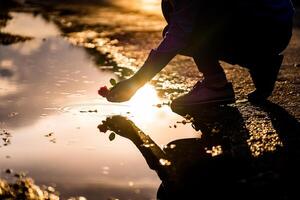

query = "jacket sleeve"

[132,1,197,84]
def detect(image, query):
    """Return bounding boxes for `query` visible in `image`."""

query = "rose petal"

[98,86,110,97]
[97,124,108,133]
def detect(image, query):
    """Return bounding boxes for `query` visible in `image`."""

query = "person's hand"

[106,78,142,102]
[98,115,142,142]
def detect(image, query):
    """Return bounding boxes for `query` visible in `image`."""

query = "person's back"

[237,0,294,22]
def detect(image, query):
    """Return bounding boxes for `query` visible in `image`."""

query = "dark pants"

[183,18,293,76]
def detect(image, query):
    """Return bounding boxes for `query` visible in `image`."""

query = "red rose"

[98,86,110,97]
[97,124,108,133]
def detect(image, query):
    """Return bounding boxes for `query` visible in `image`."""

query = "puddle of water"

[0,12,199,199]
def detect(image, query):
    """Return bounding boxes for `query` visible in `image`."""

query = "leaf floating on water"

[44,132,54,137]
[109,78,117,86]
[44,132,57,143]
[109,132,116,141]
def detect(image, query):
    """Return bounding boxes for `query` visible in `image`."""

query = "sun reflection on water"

[128,84,161,121]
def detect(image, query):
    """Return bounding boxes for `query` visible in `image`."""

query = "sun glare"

[129,84,160,106]
[128,84,161,119]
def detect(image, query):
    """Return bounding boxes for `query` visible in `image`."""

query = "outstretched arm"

[107,2,197,102]
[98,115,175,180]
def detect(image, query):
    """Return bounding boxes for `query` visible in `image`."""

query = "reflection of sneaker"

[171,81,235,110]
[248,55,283,103]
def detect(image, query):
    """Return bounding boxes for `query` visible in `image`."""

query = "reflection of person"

[107,0,294,107]
[98,105,298,199]
[99,115,246,199]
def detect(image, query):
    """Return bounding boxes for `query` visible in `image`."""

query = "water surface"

[0,12,199,199]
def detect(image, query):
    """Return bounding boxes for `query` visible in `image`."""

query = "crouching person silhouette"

[106,0,294,108]
[98,115,246,199]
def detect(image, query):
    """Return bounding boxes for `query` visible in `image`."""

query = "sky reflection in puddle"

[0,12,199,199]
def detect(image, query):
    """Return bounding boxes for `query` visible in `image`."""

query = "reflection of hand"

[98,115,141,142]
[106,78,142,102]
